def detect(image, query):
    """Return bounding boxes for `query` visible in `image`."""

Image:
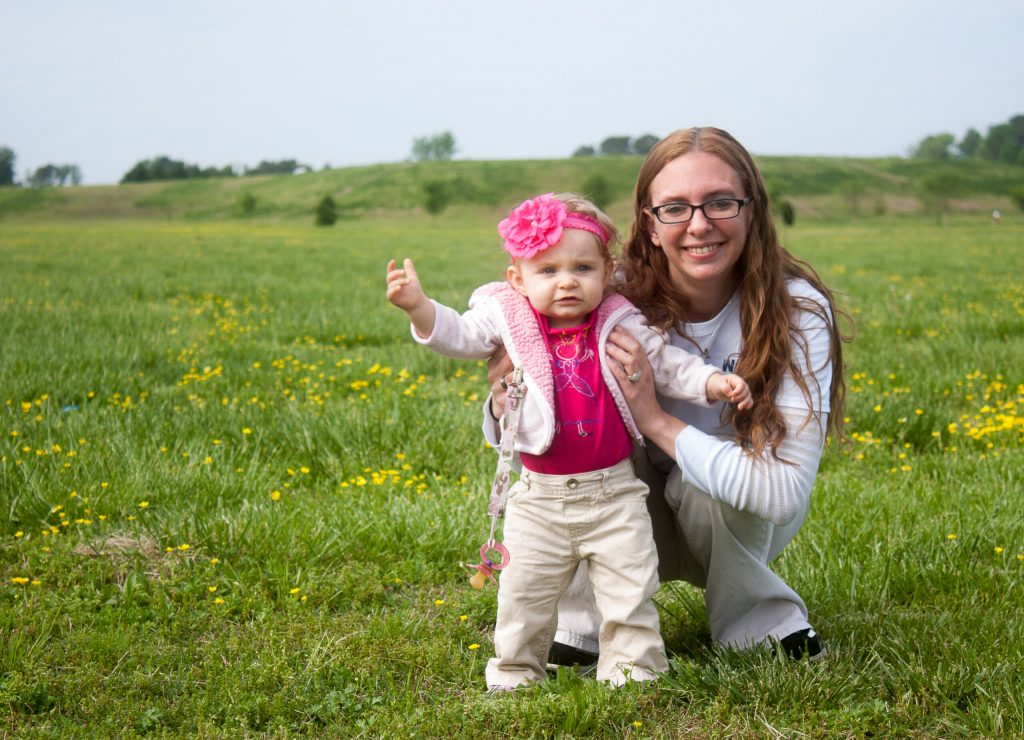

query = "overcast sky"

[2,0,1021,185]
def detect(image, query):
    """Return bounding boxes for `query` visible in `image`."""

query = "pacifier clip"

[464,367,524,588]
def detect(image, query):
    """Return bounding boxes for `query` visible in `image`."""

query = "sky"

[2,0,1022,185]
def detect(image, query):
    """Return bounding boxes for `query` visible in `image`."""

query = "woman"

[488,126,848,663]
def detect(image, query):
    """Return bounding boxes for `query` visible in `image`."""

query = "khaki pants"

[485,458,668,688]
[554,449,811,653]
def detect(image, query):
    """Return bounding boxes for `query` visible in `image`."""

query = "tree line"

[572,134,660,157]
[0,147,82,188]
[912,114,1024,165]
[121,157,312,183]
[0,146,317,187]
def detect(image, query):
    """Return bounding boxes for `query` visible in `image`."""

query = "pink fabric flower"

[498,193,568,260]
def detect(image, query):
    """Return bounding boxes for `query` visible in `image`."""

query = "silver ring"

[500,378,509,390]
[627,370,642,383]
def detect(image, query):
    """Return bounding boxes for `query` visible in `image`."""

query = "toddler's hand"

[386,258,427,312]
[710,373,753,411]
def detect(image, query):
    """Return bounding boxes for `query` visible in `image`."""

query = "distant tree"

[982,123,1016,163]
[765,179,795,226]
[599,136,631,156]
[244,160,306,176]
[314,194,337,226]
[581,173,612,210]
[980,116,1024,165]
[1009,186,1024,212]
[911,133,955,161]
[121,156,236,183]
[412,131,456,161]
[0,146,16,186]
[958,128,983,158]
[572,145,595,157]
[27,164,59,187]
[26,163,81,187]
[421,180,450,215]
[917,169,963,224]
[64,164,83,186]
[238,191,257,215]
[633,134,659,155]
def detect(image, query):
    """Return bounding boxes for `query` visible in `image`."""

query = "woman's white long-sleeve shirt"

[653,280,833,526]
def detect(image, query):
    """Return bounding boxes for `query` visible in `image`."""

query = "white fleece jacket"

[413,282,720,456]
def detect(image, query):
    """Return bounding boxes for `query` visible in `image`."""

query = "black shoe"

[547,641,599,670]
[778,628,824,661]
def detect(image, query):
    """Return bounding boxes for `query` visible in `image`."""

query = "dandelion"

[178,543,190,551]
[209,586,217,593]
[14,531,23,538]
[31,580,41,587]
[10,577,29,585]
[213,598,225,605]
[210,558,219,565]
[468,644,480,651]
[633,721,643,729]
[242,427,252,435]
[138,501,149,509]
[947,533,958,540]
[270,490,281,501]
[994,547,1004,555]
[435,599,445,606]
[459,615,468,622]
[290,587,301,595]
[300,466,310,474]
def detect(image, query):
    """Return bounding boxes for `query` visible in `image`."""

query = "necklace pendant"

[577,422,588,437]
[700,347,710,360]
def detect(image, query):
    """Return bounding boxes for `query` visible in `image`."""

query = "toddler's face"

[507,230,609,328]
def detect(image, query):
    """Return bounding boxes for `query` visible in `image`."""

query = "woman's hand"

[606,326,686,456]
[486,346,514,419]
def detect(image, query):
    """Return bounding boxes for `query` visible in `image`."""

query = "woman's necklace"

[683,297,736,361]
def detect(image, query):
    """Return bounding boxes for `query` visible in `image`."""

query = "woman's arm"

[673,408,826,526]
[606,327,689,450]
[607,326,826,526]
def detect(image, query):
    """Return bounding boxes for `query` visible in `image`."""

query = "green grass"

[1,212,1023,736]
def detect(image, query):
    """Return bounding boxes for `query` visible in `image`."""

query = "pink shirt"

[519,310,632,475]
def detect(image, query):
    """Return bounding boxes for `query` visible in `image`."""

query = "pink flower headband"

[497,193,610,260]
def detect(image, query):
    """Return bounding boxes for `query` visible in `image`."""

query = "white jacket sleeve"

[412,299,502,360]
[674,407,827,526]
[617,313,718,406]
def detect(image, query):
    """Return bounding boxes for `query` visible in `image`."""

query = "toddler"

[386,193,751,690]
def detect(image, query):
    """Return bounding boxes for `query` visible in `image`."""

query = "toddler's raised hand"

[708,373,753,411]
[385,258,437,337]
[386,258,427,312]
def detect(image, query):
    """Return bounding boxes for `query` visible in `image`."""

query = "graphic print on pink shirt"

[552,327,595,400]
[519,311,632,475]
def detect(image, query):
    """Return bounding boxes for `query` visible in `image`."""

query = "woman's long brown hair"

[617,127,851,458]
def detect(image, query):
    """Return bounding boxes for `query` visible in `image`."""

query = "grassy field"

[1,210,1023,737]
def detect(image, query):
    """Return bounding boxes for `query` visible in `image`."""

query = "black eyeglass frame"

[647,196,753,225]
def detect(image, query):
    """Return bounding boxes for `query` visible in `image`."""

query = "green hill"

[1,155,1020,222]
